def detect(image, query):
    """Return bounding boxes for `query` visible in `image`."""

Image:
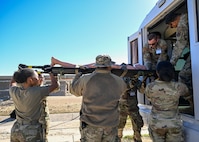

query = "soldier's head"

[148,33,158,48]
[156,61,175,82]
[151,31,161,39]
[165,13,181,28]
[94,55,114,69]
[13,68,40,86]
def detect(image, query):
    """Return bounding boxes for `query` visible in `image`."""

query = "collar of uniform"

[94,68,111,73]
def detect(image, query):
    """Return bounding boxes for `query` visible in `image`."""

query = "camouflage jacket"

[170,13,189,65]
[145,79,190,128]
[143,39,168,70]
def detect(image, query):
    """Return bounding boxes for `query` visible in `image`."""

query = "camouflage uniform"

[143,39,168,70]
[170,14,192,88]
[145,79,190,142]
[11,121,42,142]
[118,76,143,142]
[170,14,189,66]
[9,85,51,142]
[70,55,127,142]
[39,98,50,142]
[118,90,144,142]
[10,99,50,142]
[170,13,193,113]
[170,14,191,82]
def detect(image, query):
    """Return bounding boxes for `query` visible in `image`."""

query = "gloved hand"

[18,64,27,70]
[78,65,88,74]
[42,65,51,71]
[120,63,127,71]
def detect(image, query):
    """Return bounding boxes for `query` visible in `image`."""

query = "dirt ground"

[0,95,82,116]
[0,95,152,142]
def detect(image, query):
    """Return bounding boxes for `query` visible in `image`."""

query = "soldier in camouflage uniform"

[118,76,144,142]
[9,68,59,142]
[38,73,50,142]
[165,13,193,113]
[70,55,127,142]
[145,61,190,142]
[9,72,51,142]
[143,33,168,70]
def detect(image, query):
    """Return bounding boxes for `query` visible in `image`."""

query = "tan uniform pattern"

[118,92,143,142]
[145,80,190,142]
[39,98,50,142]
[118,77,144,142]
[170,14,189,66]
[80,124,119,142]
[9,85,50,142]
[11,121,42,142]
[170,13,193,113]
[143,39,168,70]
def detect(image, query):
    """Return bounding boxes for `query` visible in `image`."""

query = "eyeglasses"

[148,43,156,46]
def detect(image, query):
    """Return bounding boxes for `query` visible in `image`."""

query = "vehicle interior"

[146,1,193,115]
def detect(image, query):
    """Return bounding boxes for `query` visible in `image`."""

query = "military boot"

[117,129,123,142]
[133,131,142,142]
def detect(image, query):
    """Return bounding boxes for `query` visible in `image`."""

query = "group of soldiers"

[120,12,192,142]
[9,12,192,142]
[143,12,192,109]
[43,12,192,142]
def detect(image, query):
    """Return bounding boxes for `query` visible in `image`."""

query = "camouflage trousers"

[80,122,119,142]
[118,100,144,142]
[40,122,49,142]
[148,125,184,142]
[178,55,194,114]
[178,55,192,91]
[39,99,50,142]
[11,121,43,142]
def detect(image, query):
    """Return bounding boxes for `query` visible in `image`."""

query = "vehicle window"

[130,39,138,64]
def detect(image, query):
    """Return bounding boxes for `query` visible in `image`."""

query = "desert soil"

[0,95,152,142]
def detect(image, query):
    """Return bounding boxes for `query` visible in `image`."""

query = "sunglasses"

[149,43,156,46]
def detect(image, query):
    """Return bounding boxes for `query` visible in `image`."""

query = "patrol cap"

[94,55,114,67]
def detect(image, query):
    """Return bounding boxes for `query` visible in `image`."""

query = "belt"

[17,119,39,125]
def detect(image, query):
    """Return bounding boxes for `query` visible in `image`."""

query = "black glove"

[18,64,27,70]
[42,65,51,71]
[78,66,88,74]
[135,80,142,89]
[43,66,58,76]
[120,63,127,71]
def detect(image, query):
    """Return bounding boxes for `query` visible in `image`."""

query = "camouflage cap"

[94,55,114,67]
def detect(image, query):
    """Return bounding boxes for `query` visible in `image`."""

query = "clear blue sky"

[0,0,157,76]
